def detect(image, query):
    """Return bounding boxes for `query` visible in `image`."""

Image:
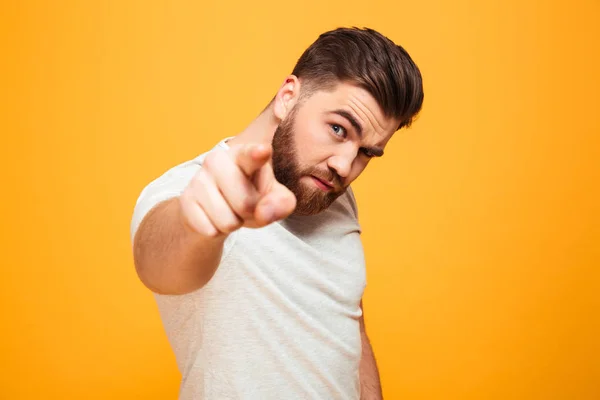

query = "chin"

[289,181,343,216]
[292,198,335,216]
[292,206,326,217]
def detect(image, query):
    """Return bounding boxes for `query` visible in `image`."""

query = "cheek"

[294,120,331,162]
[304,119,329,144]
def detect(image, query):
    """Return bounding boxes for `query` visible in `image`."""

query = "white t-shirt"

[130,138,367,399]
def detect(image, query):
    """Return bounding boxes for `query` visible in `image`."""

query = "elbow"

[135,267,178,295]
[131,213,218,296]
[133,256,206,296]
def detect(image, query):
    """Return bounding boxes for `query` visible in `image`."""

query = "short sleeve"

[130,158,201,244]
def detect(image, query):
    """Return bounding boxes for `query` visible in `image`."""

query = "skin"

[133,75,399,399]
[278,81,396,190]
[270,82,394,216]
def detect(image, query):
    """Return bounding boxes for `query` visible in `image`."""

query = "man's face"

[272,82,400,216]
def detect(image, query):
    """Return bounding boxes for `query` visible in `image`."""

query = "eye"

[330,124,347,138]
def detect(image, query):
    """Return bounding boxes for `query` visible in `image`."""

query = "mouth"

[310,175,334,191]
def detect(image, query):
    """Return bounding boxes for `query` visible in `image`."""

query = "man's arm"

[359,300,383,400]
[132,143,296,295]
[133,197,227,295]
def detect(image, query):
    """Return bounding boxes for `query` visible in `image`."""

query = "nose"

[327,144,357,180]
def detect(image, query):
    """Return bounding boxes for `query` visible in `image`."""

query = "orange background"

[1,1,599,399]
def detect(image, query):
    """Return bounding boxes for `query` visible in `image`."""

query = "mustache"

[307,168,344,191]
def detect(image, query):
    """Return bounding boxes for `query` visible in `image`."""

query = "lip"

[311,176,334,191]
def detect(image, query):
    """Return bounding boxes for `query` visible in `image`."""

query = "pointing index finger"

[234,144,272,176]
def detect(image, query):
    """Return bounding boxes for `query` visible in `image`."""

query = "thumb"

[254,182,297,226]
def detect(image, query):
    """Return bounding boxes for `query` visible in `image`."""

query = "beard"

[271,107,346,216]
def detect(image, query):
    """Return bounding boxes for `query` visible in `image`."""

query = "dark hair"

[292,27,424,130]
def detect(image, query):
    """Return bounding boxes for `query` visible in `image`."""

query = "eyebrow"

[364,146,385,157]
[330,109,385,157]
[331,109,363,136]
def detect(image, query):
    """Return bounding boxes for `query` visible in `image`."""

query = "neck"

[227,105,280,148]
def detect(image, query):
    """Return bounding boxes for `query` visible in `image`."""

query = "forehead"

[301,82,400,140]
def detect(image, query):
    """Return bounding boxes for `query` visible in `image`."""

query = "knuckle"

[201,225,219,237]
[202,153,217,171]
[192,170,215,193]
[204,149,228,171]
[192,169,208,186]
[180,190,198,211]
[185,209,218,238]
[219,217,241,234]
[179,188,191,203]
[182,212,201,234]
[179,199,192,218]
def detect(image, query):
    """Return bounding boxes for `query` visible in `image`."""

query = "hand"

[180,143,297,237]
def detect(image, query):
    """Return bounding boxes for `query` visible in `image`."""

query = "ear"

[273,75,301,121]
